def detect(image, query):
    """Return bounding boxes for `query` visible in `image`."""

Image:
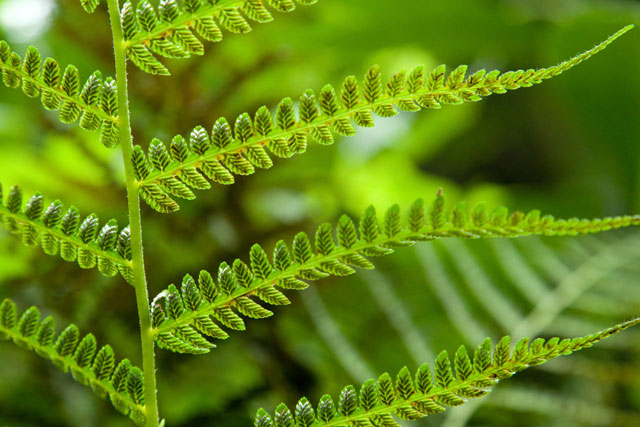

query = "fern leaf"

[120,0,319,74]
[256,318,640,426]
[149,191,639,353]
[0,183,133,282]
[0,41,120,147]
[80,0,100,13]
[133,26,633,212]
[0,299,146,425]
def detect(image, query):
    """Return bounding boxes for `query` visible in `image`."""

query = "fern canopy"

[120,0,319,75]
[0,41,120,148]
[149,192,640,354]
[0,183,134,282]
[0,299,147,425]
[255,318,640,426]
[132,25,633,213]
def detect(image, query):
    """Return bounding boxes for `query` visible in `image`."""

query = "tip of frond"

[618,24,635,35]
[613,317,640,332]
[605,24,635,44]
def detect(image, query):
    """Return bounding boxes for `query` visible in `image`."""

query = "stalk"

[106,0,160,425]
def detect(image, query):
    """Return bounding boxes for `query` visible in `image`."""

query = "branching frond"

[149,191,639,354]
[0,183,133,282]
[0,41,120,148]
[0,299,147,425]
[254,318,640,427]
[120,0,319,75]
[132,26,633,212]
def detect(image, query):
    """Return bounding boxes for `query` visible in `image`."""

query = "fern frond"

[0,41,120,148]
[254,318,640,426]
[0,299,147,425]
[120,0,319,75]
[149,192,639,354]
[0,183,134,282]
[81,0,100,13]
[133,26,632,212]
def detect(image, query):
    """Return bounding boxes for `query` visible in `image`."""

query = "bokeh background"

[1,0,640,425]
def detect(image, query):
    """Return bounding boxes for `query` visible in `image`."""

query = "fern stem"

[107,1,160,425]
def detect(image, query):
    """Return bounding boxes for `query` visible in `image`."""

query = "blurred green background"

[1,0,640,425]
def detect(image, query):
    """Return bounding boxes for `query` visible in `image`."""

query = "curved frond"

[149,192,639,354]
[0,299,147,425]
[132,25,633,212]
[120,0,319,75]
[0,183,134,283]
[0,41,120,148]
[254,318,640,427]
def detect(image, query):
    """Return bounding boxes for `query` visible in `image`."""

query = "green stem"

[106,1,160,425]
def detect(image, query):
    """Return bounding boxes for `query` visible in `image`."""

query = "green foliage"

[0,1,638,425]
[0,41,120,147]
[81,0,101,14]
[120,0,319,75]
[0,298,146,425]
[0,183,133,282]
[256,318,640,426]
[132,26,632,212]
[149,192,639,354]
